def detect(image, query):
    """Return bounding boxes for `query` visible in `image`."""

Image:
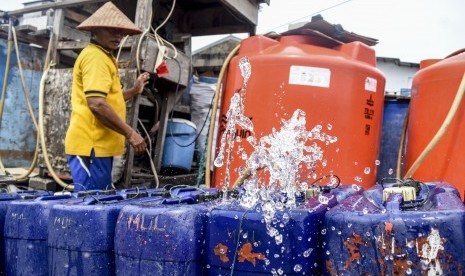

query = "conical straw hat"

[77,2,142,35]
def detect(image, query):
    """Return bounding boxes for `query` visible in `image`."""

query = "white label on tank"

[365,77,377,92]
[288,66,330,88]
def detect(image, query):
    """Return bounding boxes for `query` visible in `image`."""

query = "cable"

[116,34,129,63]
[403,71,465,178]
[261,0,354,34]
[137,119,160,188]
[168,83,215,148]
[229,209,250,276]
[205,45,241,188]
[38,30,74,191]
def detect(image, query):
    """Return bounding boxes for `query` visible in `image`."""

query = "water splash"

[214,56,254,188]
[215,55,337,244]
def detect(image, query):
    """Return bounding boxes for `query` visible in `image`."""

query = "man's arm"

[87,96,146,155]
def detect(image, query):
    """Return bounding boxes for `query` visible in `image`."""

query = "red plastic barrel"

[212,35,385,190]
[404,52,465,199]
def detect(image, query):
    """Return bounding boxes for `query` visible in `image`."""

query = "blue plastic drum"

[4,194,73,276]
[324,181,465,275]
[114,188,219,275]
[47,194,164,276]
[205,185,362,275]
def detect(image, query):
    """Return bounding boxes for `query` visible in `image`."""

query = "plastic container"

[404,53,465,199]
[47,194,165,275]
[0,193,22,274]
[205,185,363,275]
[114,197,216,275]
[324,181,465,275]
[4,194,73,276]
[213,35,385,190]
[162,118,197,173]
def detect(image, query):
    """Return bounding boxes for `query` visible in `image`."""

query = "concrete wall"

[376,58,419,96]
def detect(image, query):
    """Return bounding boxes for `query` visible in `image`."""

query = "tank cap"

[383,187,416,202]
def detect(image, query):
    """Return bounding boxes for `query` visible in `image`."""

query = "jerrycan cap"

[305,187,321,200]
[383,186,416,203]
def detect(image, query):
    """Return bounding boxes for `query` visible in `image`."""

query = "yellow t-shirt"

[65,43,126,157]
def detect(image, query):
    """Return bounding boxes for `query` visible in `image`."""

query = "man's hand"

[127,129,147,156]
[133,72,150,95]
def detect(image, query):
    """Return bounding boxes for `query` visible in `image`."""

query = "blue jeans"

[67,149,113,192]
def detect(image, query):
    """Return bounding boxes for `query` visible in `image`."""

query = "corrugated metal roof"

[281,14,378,47]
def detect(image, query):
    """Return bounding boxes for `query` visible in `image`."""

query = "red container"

[404,52,465,199]
[212,35,385,189]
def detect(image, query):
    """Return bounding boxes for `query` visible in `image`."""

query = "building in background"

[377,57,419,97]
[192,35,241,77]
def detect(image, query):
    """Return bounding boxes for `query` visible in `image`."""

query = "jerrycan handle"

[82,194,124,205]
[37,194,73,201]
[122,187,148,193]
[162,197,195,205]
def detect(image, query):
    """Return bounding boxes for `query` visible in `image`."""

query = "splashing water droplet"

[303,248,313,257]
[352,184,361,191]
[354,176,363,183]
[294,264,303,272]
[388,168,394,175]
[364,167,371,174]
[327,123,333,130]
[375,160,381,166]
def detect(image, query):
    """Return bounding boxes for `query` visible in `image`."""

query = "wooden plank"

[220,0,259,25]
[51,1,65,66]
[15,25,37,33]
[4,0,108,17]
[187,7,255,36]
[60,25,90,42]
[63,9,88,24]
[153,89,177,171]
[123,0,153,188]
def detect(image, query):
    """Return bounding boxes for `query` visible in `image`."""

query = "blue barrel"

[4,194,73,275]
[377,97,409,181]
[162,118,197,173]
[47,194,165,276]
[114,196,217,275]
[324,181,465,275]
[205,185,362,275]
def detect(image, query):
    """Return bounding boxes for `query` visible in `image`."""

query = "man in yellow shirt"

[65,2,148,191]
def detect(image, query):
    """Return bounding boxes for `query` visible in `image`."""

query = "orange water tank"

[212,35,385,189]
[404,51,465,199]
